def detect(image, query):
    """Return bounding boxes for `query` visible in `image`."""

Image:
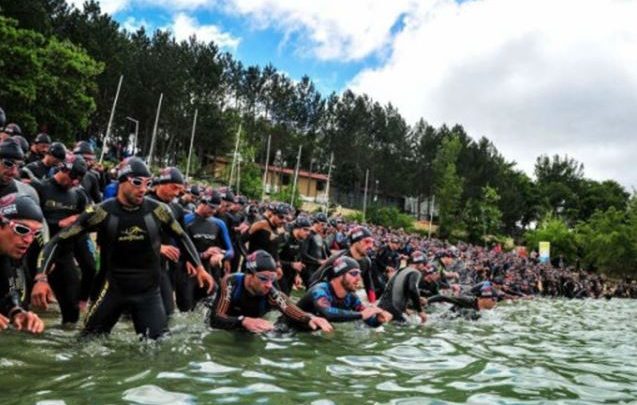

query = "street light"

[125,116,139,156]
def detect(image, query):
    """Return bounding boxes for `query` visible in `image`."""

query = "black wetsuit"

[0,256,27,318]
[247,218,284,259]
[33,177,87,323]
[300,230,328,287]
[26,151,44,164]
[278,230,304,295]
[148,192,186,316]
[177,212,224,311]
[371,245,400,297]
[378,267,423,321]
[24,160,54,180]
[209,273,311,330]
[37,197,203,338]
[74,169,101,302]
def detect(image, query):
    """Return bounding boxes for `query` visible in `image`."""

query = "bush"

[366,205,414,230]
[524,214,577,264]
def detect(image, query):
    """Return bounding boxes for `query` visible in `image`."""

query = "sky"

[69,0,637,190]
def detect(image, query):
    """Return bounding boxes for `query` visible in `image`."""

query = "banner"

[539,241,550,264]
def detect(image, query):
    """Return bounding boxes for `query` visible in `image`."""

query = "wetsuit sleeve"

[300,236,323,266]
[212,217,235,260]
[310,285,363,322]
[267,288,312,324]
[38,205,108,275]
[209,275,243,330]
[406,272,423,313]
[427,294,476,309]
[361,259,377,303]
[153,203,203,268]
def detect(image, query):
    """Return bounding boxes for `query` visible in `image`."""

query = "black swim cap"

[12,136,29,154]
[272,202,292,216]
[3,123,21,136]
[157,166,185,185]
[330,256,360,279]
[409,251,427,265]
[48,142,67,160]
[0,139,25,160]
[312,212,328,223]
[293,215,312,229]
[61,155,87,178]
[0,193,44,222]
[244,250,277,273]
[118,157,151,181]
[219,188,235,202]
[73,140,94,156]
[34,133,51,145]
[200,190,221,207]
[350,226,372,244]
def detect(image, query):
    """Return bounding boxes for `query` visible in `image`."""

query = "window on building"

[316,181,325,191]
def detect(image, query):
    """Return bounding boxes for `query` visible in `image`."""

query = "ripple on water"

[122,384,194,405]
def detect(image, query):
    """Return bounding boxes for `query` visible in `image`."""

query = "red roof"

[210,156,328,181]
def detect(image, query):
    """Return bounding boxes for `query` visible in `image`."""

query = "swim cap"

[0,138,25,160]
[219,188,235,202]
[12,136,29,154]
[156,166,185,185]
[350,226,372,244]
[200,190,221,207]
[34,133,51,145]
[61,154,87,178]
[73,140,94,156]
[409,250,427,265]
[330,256,360,279]
[479,281,494,298]
[3,123,21,136]
[244,250,277,273]
[293,215,312,229]
[312,212,328,223]
[272,202,292,217]
[0,193,44,222]
[118,157,151,181]
[48,142,67,160]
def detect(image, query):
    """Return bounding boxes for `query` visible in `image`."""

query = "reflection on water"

[1,299,636,404]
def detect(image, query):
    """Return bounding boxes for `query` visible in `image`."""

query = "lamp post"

[125,116,139,156]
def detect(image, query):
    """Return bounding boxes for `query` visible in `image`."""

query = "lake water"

[1,298,636,404]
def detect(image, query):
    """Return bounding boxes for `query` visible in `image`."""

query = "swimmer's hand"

[13,311,45,334]
[160,245,180,262]
[31,276,55,310]
[308,316,333,333]
[186,262,215,294]
[241,317,274,333]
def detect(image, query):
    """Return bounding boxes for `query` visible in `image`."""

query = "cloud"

[349,0,637,189]
[120,16,151,32]
[169,13,240,50]
[224,0,415,61]
[68,0,130,15]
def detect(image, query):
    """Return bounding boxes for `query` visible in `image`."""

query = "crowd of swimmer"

[1,107,635,338]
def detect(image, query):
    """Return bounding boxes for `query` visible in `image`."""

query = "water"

[1,299,636,404]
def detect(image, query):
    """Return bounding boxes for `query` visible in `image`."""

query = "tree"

[432,135,464,238]
[524,214,578,265]
[463,185,503,244]
[0,16,102,139]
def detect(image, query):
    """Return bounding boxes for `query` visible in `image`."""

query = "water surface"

[1,299,636,404]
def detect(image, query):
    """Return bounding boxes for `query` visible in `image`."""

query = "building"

[207,156,329,202]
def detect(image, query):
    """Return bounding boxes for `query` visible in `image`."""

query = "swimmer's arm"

[312,289,362,322]
[37,205,107,276]
[267,289,312,323]
[155,204,203,268]
[209,276,243,330]
[211,217,234,260]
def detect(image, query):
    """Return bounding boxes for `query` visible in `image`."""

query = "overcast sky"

[72,0,637,190]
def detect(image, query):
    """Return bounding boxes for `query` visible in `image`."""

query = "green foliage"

[524,214,578,264]
[236,162,263,201]
[432,135,464,238]
[271,186,302,210]
[574,207,637,275]
[366,206,414,230]
[344,211,364,223]
[0,16,102,138]
[463,185,503,244]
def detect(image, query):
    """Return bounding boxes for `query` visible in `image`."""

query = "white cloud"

[68,0,130,15]
[224,0,416,61]
[349,0,637,189]
[120,16,151,32]
[169,13,240,50]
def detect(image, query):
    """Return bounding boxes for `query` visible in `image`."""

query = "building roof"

[210,155,328,181]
